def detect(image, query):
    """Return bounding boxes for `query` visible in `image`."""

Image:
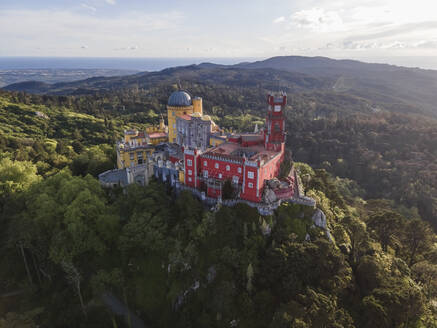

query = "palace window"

[232,176,239,184]
[226,165,230,171]
[188,170,192,176]
[248,182,253,188]
[215,163,219,169]
[218,173,222,179]
[130,153,134,160]
[238,167,242,174]
[274,123,280,132]
[204,160,207,166]
[248,171,254,179]
[188,177,192,182]
[187,159,192,166]
[203,170,208,178]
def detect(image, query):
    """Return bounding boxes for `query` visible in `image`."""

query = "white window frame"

[238,167,242,174]
[215,163,219,169]
[188,169,192,176]
[204,160,207,167]
[187,159,192,166]
[203,170,208,178]
[218,173,222,179]
[248,171,254,179]
[248,182,253,188]
[226,165,230,171]
[188,177,192,182]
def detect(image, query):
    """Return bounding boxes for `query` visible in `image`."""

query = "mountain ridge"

[3,55,437,118]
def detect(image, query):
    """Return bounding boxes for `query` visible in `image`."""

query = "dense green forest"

[0,82,436,327]
[1,85,435,228]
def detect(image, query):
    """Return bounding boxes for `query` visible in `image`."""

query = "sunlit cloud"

[273,16,285,24]
[290,8,344,32]
[1,0,437,65]
[80,3,96,12]
[0,9,185,56]
[264,0,437,61]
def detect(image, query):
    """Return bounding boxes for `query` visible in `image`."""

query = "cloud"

[105,0,116,4]
[0,9,184,56]
[325,38,437,51]
[264,1,437,59]
[81,3,96,12]
[81,45,88,49]
[345,21,437,43]
[273,16,285,24]
[342,40,404,50]
[291,7,344,32]
[0,9,183,35]
[413,40,437,48]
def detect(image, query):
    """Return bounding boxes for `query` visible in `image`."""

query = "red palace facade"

[183,92,287,203]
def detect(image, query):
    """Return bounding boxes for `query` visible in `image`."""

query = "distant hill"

[3,66,330,96]
[3,55,437,117]
[4,81,51,93]
[0,68,138,88]
[236,56,437,116]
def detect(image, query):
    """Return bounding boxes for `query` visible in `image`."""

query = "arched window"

[274,122,280,132]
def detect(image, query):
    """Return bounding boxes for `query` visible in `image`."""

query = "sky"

[1,0,437,68]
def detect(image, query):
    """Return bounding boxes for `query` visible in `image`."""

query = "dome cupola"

[168,90,192,107]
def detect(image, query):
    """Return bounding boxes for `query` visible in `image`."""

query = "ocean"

[0,57,259,71]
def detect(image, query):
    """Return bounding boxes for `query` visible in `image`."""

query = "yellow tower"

[167,90,194,143]
[159,115,165,131]
[192,96,203,114]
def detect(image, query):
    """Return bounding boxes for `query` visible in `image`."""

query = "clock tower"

[264,92,286,152]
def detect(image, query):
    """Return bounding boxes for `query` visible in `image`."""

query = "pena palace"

[99,89,315,212]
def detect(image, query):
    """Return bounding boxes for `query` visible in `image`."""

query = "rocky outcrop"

[311,209,333,241]
[312,209,327,229]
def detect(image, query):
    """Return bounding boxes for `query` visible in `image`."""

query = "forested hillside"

[4,56,437,118]
[1,164,436,327]
[237,56,437,117]
[2,81,435,228]
[0,70,436,328]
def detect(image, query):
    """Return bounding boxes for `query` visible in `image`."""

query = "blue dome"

[168,90,192,107]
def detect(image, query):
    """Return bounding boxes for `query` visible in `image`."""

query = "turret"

[159,114,165,130]
[167,90,193,143]
[193,97,203,115]
[264,92,286,152]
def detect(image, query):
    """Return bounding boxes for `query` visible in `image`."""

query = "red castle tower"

[264,92,286,153]
[181,91,289,203]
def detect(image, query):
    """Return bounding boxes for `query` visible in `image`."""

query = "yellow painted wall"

[149,136,167,145]
[193,97,203,114]
[179,170,185,184]
[210,136,226,147]
[167,105,194,143]
[117,147,154,169]
[123,131,138,143]
[146,126,166,134]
